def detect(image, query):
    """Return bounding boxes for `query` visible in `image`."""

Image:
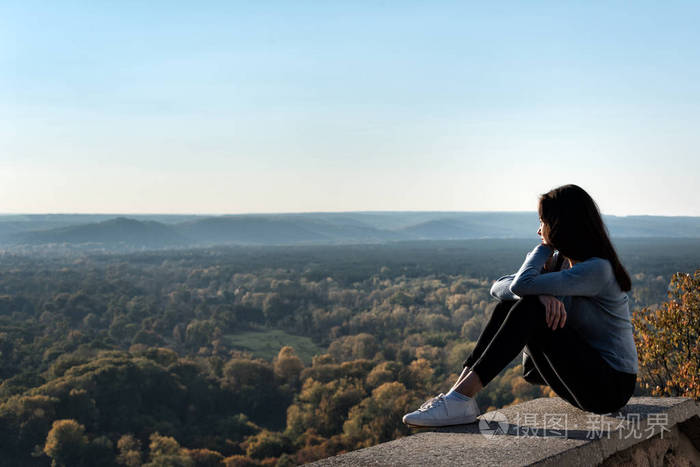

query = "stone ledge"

[308,397,700,466]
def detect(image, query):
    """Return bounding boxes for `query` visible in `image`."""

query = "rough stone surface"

[599,424,700,467]
[308,397,700,466]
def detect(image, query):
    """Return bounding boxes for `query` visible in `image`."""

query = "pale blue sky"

[2,1,699,215]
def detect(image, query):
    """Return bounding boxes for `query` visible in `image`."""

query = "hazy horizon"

[1,209,699,219]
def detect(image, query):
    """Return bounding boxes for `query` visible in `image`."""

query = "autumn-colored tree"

[633,270,700,399]
[144,432,194,467]
[184,447,225,467]
[0,394,58,458]
[117,434,142,467]
[290,429,346,465]
[328,333,378,361]
[242,429,291,459]
[43,419,89,467]
[223,454,260,467]
[399,358,434,392]
[343,381,415,448]
[273,346,304,383]
[286,377,365,438]
[365,361,401,389]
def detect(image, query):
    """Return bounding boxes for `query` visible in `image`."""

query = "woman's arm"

[490,274,520,300]
[490,250,564,300]
[509,244,612,297]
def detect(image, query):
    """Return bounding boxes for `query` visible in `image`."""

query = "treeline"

[0,240,696,466]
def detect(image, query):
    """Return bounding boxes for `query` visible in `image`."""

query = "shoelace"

[418,393,446,411]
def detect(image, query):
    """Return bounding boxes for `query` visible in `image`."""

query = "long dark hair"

[538,184,631,292]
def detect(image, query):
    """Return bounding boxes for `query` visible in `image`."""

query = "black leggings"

[462,297,637,414]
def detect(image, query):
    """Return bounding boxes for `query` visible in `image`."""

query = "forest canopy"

[0,238,698,466]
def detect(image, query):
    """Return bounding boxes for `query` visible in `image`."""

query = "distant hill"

[397,212,535,239]
[176,216,331,244]
[11,217,187,248]
[604,215,700,238]
[1,212,698,251]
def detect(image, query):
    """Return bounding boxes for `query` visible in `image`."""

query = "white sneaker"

[402,393,480,427]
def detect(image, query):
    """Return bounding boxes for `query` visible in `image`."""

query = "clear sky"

[2,1,699,216]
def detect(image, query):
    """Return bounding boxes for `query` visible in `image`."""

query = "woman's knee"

[522,352,548,385]
[493,299,517,312]
[514,296,549,329]
[500,295,546,317]
[518,295,544,308]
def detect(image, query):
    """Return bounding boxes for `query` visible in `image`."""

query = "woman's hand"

[538,295,566,330]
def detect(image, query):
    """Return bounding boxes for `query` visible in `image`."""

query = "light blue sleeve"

[490,274,520,300]
[490,250,562,300]
[509,244,612,297]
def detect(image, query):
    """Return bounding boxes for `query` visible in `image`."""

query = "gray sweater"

[490,243,638,374]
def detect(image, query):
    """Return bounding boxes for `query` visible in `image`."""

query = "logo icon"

[478,411,509,439]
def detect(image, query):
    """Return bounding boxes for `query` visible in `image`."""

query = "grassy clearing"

[223,329,323,364]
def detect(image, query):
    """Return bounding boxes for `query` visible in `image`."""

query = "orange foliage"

[185,448,225,466]
[223,455,260,467]
[632,270,700,399]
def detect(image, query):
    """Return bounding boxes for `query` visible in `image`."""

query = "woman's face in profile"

[537,219,551,244]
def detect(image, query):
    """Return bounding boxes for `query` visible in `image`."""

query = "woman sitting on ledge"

[403,184,638,427]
